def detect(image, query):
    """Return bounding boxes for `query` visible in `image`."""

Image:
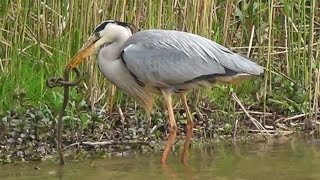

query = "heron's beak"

[67,35,100,68]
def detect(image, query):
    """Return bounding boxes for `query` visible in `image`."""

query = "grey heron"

[67,20,264,165]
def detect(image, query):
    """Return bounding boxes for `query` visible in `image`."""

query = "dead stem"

[231,92,272,140]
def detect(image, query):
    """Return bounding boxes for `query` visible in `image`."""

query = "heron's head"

[67,20,135,68]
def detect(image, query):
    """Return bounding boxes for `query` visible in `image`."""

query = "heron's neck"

[97,27,132,84]
[98,27,131,61]
[96,27,154,114]
[98,48,148,107]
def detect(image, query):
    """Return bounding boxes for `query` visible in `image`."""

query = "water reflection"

[1,138,320,180]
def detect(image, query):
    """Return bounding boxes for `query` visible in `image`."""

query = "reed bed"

[0,0,319,129]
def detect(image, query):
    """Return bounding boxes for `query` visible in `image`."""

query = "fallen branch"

[199,106,274,117]
[64,140,152,150]
[248,129,292,133]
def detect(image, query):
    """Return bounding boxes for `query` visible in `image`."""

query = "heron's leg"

[160,90,177,165]
[181,93,194,164]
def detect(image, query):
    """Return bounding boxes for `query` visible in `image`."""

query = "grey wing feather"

[121,30,263,87]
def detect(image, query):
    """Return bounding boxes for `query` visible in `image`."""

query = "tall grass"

[0,1,319,124]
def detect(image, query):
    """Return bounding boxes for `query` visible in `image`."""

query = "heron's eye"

[95,32,100,37]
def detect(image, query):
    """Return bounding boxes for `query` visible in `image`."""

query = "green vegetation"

[0,0,319,162]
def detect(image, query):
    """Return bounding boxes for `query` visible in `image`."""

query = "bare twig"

[233,119,239,141]
[247,25,255,58]
[118,106,125,128]
[231,92,272,139]
[275,113,308,123]
[276,123,293,131]
[64,142,80,149]
[235,111,273,116]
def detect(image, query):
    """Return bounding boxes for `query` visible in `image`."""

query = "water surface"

[1,139,319,180]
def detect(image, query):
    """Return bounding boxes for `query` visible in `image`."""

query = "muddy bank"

[0,104,312,164]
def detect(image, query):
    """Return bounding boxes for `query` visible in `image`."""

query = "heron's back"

[120,29,264,91]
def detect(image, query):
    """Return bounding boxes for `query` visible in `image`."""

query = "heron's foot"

[181,150,189,165]
[180,92,194,165]
[160,125,177,165]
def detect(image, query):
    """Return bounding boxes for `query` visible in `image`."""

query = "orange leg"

[160,90,177,165]
[181,93,194,164]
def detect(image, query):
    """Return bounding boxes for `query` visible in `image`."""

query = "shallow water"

[1,139,320,180]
